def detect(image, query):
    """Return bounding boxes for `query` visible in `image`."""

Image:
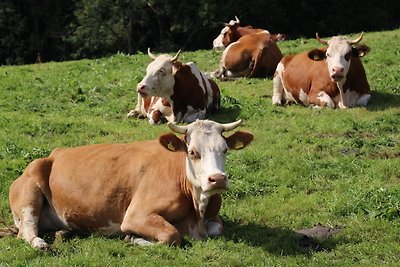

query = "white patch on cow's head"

[213,17,240,50]
[183,120,230,195]
[161,119,253,220]
[213,26,230,50]
[325,36,354,83]
[137,54,176,98]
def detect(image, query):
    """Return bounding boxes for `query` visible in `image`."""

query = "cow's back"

[222,32,283,78]
[47,141,187,231]
[280,52,336,96]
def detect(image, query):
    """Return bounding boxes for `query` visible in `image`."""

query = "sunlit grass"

[0,29,399,266]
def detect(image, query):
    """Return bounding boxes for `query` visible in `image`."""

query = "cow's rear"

[215,32,283,78]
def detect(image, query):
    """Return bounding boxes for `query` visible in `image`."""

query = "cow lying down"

[273,32,371,108]
[127,49,220,124]
[9,119,253,249]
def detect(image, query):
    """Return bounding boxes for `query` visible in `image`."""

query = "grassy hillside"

[0,29,399,266]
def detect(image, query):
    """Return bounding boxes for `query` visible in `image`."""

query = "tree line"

[1,0,399,65]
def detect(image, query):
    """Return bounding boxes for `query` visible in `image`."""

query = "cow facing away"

[273,32,371,108]
[9,119,254,249]
[215,31,283,78]
[127,49,220,124]
[212,16,287,51]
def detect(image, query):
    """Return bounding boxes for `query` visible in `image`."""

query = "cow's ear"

[353,45,370,57]
[224,131,254,150]
[308,49,326,61]
[159,133,186,152]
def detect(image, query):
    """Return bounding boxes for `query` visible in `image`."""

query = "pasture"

[1,29,399,266]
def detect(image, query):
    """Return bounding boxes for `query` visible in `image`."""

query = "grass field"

[0,29,399,266]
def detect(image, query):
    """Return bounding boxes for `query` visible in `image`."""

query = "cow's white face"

[213,26,230,50]
[159,120,253,196]
[325,37,354,83]
[137,55,176,98]
[184,121,230,194]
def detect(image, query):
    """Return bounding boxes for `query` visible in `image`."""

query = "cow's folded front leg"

[121,213,181,246]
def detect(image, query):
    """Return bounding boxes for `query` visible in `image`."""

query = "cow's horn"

[316,33,328,45]
[350,32,364,45]
[221,119,242,132]
[171,50,181,62]
[168,122,187,134]
[234,16,240,24]
[147,48,157,60]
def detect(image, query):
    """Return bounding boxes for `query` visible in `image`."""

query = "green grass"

[1,29,400,266]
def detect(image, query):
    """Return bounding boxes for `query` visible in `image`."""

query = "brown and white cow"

[9,119,253,249]
[128,49,220,124]
[212,16,288,51]
[214,31,283,78]
[272,33,371,108]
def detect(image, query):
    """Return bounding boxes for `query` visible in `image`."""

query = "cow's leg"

[356,93,371,107]
[204,194,223,236]
[309,91,335,108]
[9,158,53,250]
[272,69,284,105]
[127,93,146,118]
[121,213,181,246]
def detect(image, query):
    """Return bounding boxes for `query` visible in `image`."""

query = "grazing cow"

[272,33,371,108]
[9,119,254,249]
[212,16,287,51]
[214,31,283,78]
[128,49,220,124]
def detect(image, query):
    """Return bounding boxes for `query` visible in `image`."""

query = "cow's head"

[159,119,253,195]
[308,32,370,83]
[212,16,241,51]
[136,48,181,98]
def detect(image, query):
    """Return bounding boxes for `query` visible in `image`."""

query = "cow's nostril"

[208,177,216,183]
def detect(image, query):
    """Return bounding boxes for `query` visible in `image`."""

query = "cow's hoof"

[125,235,155,246]
[338,102,348,109]
[31,237,49,250]
[127,110,141,118]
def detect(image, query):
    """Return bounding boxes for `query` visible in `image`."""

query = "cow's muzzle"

[137,84,148,97]
[207,173,228,190]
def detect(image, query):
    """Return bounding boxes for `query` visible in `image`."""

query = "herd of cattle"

[127,16,371,124]
[6,17,372,249]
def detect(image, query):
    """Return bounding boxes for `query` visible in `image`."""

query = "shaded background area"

[1,0,399,65]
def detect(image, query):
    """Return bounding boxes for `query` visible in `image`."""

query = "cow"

[212,16,287,51]
[272,32,371,109]
[128,49,220,124]
[8,119,254,249]
[214,31,283,78]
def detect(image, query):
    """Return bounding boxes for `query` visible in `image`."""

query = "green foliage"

[0,30,400,265]
[2,0,400,64]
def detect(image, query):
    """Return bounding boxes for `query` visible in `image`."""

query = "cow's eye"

[344,52,351,61]
[159,68,166,76]
[188,149,200,159]
[326,53,331,57]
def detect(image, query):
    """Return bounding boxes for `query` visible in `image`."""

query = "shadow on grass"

[366,91,400,111]
[220,218,345,256]
[208,96,242,123]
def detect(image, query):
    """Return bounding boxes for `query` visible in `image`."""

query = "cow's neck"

[184,158,212,236]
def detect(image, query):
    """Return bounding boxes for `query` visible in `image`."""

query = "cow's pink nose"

[208,173,227,185]
[332,67,344,74]
[137,84,146,93]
